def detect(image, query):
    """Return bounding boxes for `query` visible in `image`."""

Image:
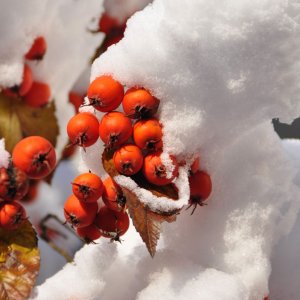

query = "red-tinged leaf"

[0,219,40,300]
[102,150,180,257]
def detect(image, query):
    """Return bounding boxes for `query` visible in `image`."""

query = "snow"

[0,139,10,168]
[0,0,103,157]
[31,0,300,300]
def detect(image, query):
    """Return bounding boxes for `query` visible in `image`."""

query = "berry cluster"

[0,136,56,230]
[66,75,212,243]
[64,172,129,243]
[1,36,51,108]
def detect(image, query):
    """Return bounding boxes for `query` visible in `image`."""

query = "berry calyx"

[67,112,99,149]
[102,176,126,212]
[87,75,124,112]
[187,170,212,215]
[143,152,179,186]
[122,87,160,119]
[94,206,129,242]
[99,111,132,149]
[64,194,98,228]
[0,164,29,201]
[133,118,163,151]
[12,136,56,179]
[72,172,103,203]
[113,144,143,176]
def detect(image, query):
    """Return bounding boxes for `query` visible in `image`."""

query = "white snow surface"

[0,0,103,157]
[34,0,300,300]
[0,139,10,168]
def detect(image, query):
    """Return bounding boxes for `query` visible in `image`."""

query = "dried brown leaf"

[102,150,179,257]
[0,219,40,300]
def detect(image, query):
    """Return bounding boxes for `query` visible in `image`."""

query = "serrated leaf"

[0,219,40,300]
[102,150,179,257]
[0,93,59,153]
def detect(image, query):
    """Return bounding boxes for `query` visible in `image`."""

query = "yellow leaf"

[0,219,40,300]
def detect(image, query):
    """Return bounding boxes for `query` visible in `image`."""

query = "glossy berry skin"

[94,206,129,240]
[99,112,132,149]
[12,136,56,179]
[187,171,212,215]
[87,75,124,112]
[143,152,179,186]
[0,201,26,230]
[113,145,143,176]
[102,177,126,212]
[76,224,101,243]
[64,194,98,228]
[67,112,99,148]
[72,173,103,203]
[122,88,160,119]
[23,81,51,107]
[4,64,33,97]
[0,165,29,201]
[133,118,163,151]
[25,36,47,60]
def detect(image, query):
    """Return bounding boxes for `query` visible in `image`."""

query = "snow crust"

[34,0,300,299]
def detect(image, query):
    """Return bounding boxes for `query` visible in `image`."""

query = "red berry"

[0,201,26,230]
[190,156,200,174]
[122,87,160,119]
[143,152,179,186]
[102,176,126,212]
[94,206,129,241]
[98,13,119,34]
[64,194,98,228]
[87,75,124,112]
[76,223,101,243]
[23,81,51,107]
[113,144,143,176]
[72,173,103,203]
[12,136,56,179]
[133,118,163,151]
[4,64,33,97]
[67,112,99,148]
[187,171,212,214]
[103,34,123,49]
[25,36,47,60]
[0,165,29,201]
[99,111,132,149]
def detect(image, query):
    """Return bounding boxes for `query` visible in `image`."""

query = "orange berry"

[23,81,51,107]
[113,144,143,176]
[12,136,56,179]
[133,118,163,151]
[87,75,124,112]
[0,201,26,230]
[25,36,47,60]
